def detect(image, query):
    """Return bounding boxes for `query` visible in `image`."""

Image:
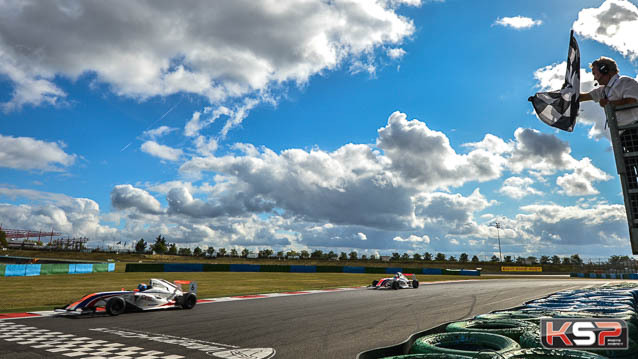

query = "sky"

[1,0,638,261]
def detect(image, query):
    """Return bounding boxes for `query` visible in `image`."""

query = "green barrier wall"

[40,263,69,275]
[260,264,291,272]
[0,264,4,277]
[364,266,387,274]
[93,263,109,272]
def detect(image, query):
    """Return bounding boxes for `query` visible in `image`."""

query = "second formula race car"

[57,278,198,316]
[369,272,419,290]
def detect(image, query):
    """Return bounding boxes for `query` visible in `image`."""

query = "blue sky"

[2,0,638,260]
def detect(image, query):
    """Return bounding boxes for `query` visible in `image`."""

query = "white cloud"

[0,0,420,139]
[110,184,163,215]
[140,141,183,161]
[556,158,612,196]
[494,16,542,29]
[574,0,638,60]
[499,176,542,199]
[387,48,406,59]
[357,232,368,240]
[0,134,76,171]
[393,234,430,243]
[143,126,176,140]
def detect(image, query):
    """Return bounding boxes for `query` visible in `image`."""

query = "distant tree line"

[124,234,636,269]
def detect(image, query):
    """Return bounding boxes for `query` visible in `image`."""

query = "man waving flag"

[529,30,580,132]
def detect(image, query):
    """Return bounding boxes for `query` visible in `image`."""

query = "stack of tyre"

[380,284,638,358]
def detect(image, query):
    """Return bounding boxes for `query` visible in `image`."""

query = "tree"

[448,255,457,262]
[151,234,168,254]
[515,256,524,264]
[287,250,299,258]
[339,252,348,260]
[424,252,432,261]
[261,249,273,258]
[230,248,238,257]
[391,252,401,261]
[218,248,227,257]
[540,255,550,264]
[570,254,583,265]
[349,251,358,260]
[206,247,215,257]
[401,253,410,260]
[327,251,337,259]
[311,250,323,259]
[562,257,571,265]
[0,230,6,248]
[551,255,561,265]
[527,256,538,265]
[241,248,250,258]
[277,251,284,258]
[435,253,446,261]
[135,238,147,253]
[471,255,479,263]
[413,253,422,261]
[459,253,468,263]
[361,254,367,260]
[193,247,203,256]
[168,243,177,255]
[300,250,310,259]
[491,255,500,263]
[178,247,192,256]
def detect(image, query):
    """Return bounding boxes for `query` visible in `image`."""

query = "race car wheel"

[181,293,197,309]
[392,281,400,290]
[412,280,419,288]
[372,280,379,287]
[106,296,126,316]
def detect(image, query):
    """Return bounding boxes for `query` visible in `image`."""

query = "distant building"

[380,256,391,262]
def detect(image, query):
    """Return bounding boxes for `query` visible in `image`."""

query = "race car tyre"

[413,280,419,289]
[501,348,608,358]
[181,293,197,309]
[372,280,379,287]
[445,319,538,342]
[106,296,126,316]
[410,332,520,356]
[392,281,400,290]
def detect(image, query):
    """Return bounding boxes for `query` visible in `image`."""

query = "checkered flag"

[528,30,580,132]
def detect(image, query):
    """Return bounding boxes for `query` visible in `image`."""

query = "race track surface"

[0,278,614,359]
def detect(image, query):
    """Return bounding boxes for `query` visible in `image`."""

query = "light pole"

[490,221,503,262]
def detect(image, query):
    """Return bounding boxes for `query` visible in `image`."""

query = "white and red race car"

[369,272,419,290]
[57,278,197,316]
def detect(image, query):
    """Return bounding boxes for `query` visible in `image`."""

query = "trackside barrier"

[0,263,114,277]
[571,272,638,279]
[124,263,482,276]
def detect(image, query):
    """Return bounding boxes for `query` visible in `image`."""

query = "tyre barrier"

[473,311,549,325]
[501,348,608,358]
[445,319,537,342]
[410,332,520,357]
[380,354,475,359]
[358,283,638,358]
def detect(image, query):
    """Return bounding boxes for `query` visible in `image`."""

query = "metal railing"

[605,102,638,254]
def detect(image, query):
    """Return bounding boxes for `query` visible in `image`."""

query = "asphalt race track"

[0,278,618,359]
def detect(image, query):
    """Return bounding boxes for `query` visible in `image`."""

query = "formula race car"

[369,272,419,290]
[56,278,198,316]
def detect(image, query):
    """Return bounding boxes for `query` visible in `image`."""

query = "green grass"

[0,269,487,313]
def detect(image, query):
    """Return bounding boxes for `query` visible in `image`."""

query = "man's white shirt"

[589,74,638,127]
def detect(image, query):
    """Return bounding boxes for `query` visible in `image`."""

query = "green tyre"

[411,332,520,358]
[446,319,538,342]
[502,348,608,358]
[381,354,474,359]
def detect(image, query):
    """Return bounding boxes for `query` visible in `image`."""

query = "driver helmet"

[137,283,147,291]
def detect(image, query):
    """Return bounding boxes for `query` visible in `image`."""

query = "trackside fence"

[571,272,638,279]
[125,263,481,276]
[0,263,115,277]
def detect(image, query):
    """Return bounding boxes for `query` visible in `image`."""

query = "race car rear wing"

[403,273,417,280]
[174,280,197,294]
